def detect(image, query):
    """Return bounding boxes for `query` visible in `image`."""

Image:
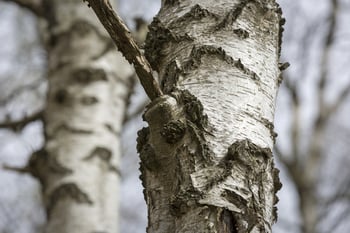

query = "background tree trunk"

[138,0,284,232]
[30,0,134,232]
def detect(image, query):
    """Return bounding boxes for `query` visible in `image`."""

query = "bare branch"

[325,80,350,117]
[283,73,301,163]
[0,110,42,131]
[84,0,163,100]
[0,77,45,106]
[323,207,350,233]
[2,0,44,17]
[2,164,30,174]
[316,0,339,124]
[123,99,149,124]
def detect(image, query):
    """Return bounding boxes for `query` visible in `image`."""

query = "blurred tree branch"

[0,110,42,131]
[0,77,45,106]
[2,0,44,17]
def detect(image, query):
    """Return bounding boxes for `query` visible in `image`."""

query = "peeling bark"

[139,0,284,232]
[29,0,134,232]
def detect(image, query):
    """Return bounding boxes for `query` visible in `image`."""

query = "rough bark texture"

[138,0,284,232]
[29,0,134,232]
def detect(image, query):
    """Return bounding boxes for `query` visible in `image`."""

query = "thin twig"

[316,0,339,124]
[2,164,30,173]
[283,74,301,164]
[0,77,45,106]
[84,0,163,100]
[325,80,350,117]
[0,110,42,131]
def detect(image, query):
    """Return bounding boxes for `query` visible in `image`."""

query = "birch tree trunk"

[138,0,284,232]
[29,1,134,232]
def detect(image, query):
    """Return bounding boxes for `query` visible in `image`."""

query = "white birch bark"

[28,1,134,232]
[138,0,285,232]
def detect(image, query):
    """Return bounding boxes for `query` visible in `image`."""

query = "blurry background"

[0,0,349,232]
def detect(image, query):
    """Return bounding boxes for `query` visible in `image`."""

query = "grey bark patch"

[47,183,93,217]
[71,20,93,36]
[219,209,238,233]
[81,96,99,105]
[161,120,186,144]
[261,118,278,144]
[145,17,193,70]
[136,127,150,153]
[277,5,285,57]
[139,144,159,172]
[73,68,107,84]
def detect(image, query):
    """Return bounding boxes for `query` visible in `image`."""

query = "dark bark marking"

[215,0,253,30]
[162,60,181,93]
[233,28,249,39]
[72,68,107,84]
[53,124,94,135]
[160,119,186,144]
[163,0,179,6]
[169,188,195,217]
[54,89,68,104]
[47,183,93,217]
[145,17,194,70]
[172,4,219,26]
[139,144,159,172]
[219,209,238,233]
[272,166,282,222]
[48,156,73,175]
[184,45,258,81]
[84,147,121,175]
[80,96,99,105]
[261,118,278,144]
[71,20,94,36]
[225,139,271,170]
[278,62,290,71]
[276,4,285,57]
[28,149,72,186]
